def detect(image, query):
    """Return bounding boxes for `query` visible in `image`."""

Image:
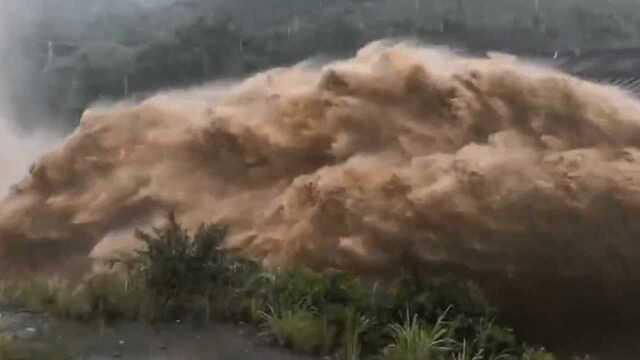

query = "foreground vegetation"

[0,335,69,360]
[0,215,554,360]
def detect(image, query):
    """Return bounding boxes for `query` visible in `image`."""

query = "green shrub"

[0,335,69,360]
[0,282,20,307]
[10,278,59,312]
[82,273,147,321]
[133,212,228,318]
[259,304,329,354]
[383,309,455,360]
[0,336,19,360]
[451,340,485,360]
[343,307,373,360]
[389,272,492,324]
[53,285,93,320]
[0,273,149,323]
[522,348,556,360]
[463,319,518,359]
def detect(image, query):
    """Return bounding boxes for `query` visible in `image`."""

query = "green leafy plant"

[258,303,327,354]
[10,278,59,312]
[0,335,69,360]
[343,307,373,360]
[522,348,556,360]
[0,336,19,360]
[133,212,228,319]
[384,308,455,360]
[452,340,485,360]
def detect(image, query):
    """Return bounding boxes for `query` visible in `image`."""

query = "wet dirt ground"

[0,308,312,360]
[3,307,639,359]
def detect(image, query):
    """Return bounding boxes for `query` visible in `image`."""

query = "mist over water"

[3,42,640,349]
[0,118,60,197]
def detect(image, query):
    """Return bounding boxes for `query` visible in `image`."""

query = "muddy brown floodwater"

[5,41,640,358]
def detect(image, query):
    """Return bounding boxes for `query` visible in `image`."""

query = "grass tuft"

[383,308,455,360]
[259,303,327,354]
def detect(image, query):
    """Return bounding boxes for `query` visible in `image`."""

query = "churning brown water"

[2,42,640,351]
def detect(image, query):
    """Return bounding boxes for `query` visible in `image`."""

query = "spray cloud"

[0,1,62,199]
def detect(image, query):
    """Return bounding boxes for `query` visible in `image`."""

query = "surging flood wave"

[2,42,640,328]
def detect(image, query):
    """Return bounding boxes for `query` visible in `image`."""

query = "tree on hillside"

[573,6,633,46]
